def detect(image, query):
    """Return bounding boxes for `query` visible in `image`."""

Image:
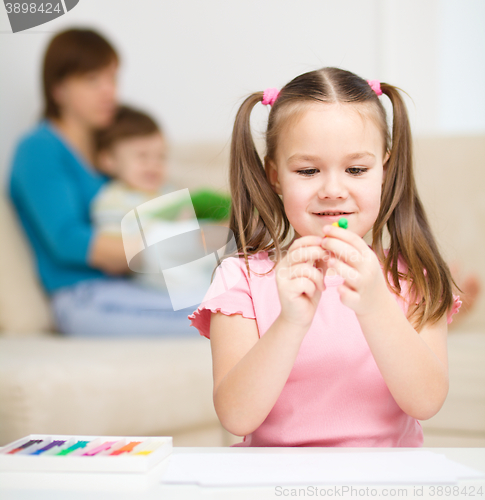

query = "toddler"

[91,105,231,291]
[92,105,175,230]
[92,104,231,228]
[188,68,462,447]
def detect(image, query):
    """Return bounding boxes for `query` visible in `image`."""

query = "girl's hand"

[274,235,329,330]
[321,224,389,317]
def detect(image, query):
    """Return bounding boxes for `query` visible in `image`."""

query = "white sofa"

[0,192,242,447]
[0,145,241,447]
[0,139,484,448]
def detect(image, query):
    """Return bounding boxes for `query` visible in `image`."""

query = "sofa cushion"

[0,195,54,335]
[0,336,217,445]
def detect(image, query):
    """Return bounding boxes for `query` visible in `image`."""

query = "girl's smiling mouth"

[313,211,353,221]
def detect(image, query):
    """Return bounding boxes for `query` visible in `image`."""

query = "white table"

[1,447,484,499]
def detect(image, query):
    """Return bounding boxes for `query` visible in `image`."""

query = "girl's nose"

[317,174,348,199]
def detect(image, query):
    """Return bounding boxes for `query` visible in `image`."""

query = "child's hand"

[274,235,329,330]
[321,224,388,317]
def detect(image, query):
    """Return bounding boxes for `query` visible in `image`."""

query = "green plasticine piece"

[190,189,231,221]
[337,217,348,229]
[148,188,231,222]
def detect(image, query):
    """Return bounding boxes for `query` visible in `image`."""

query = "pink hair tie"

[367,79,382,96]
[262,88,280,106]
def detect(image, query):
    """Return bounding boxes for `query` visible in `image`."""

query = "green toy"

[324,217,348,238]
[332,217,348,229]
[149,188,231,222]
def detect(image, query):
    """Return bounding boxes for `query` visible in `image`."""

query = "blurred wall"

[0,0,483,329]
[0,0,484,186]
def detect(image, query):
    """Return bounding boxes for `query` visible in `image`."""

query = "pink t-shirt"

[188,250,461,448]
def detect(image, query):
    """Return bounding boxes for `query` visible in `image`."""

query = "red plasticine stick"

[82,441,117,456]
[7,439,43,454]
[110,441,142,456]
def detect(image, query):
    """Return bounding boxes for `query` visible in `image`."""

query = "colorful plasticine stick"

[332,217,348,229]
[324,217,348,237]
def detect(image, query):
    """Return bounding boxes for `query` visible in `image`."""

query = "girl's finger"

[322,237,363,271]
[322,224,371,255]
[337,284,360,310]
[288,235,326,253]
[288,245,328,267]
[294,276,317,298]
[328,256,360,291]
[280,262,325,291]
[289,263,325,291]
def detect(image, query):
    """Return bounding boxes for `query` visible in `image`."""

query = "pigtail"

[228,93,291,278]
[373,84,459,331]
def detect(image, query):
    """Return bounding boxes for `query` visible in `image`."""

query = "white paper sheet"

[160,451,485,487]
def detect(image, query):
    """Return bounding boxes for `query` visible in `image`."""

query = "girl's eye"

[347,167,368,176]
[297,169,318,176]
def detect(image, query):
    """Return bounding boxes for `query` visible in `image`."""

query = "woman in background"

[8,28,200,337]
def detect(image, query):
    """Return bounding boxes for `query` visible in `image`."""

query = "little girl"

[188,67,462,447]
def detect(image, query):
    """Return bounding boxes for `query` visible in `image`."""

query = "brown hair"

[228,67,460,332]
[42,28,119,119]
[94,105,161,152]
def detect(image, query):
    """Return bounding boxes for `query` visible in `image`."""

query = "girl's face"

[266,103,388,240]
[53,61,118,129]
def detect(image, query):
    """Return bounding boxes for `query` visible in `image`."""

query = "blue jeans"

[50,277,201,338]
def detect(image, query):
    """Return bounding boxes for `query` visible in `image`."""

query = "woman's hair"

[42,28,119,119]
[94,104,162,152]
[228,66,459,332]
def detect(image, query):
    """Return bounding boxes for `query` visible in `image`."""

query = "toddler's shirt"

[90,181,232,293]
[91,180,231,234]
[90,179,179,235]
[188,250,462,447]
[90,180,187,290]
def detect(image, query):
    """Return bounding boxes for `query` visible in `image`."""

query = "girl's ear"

[382,150,390,184]
[265,157,282,195]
